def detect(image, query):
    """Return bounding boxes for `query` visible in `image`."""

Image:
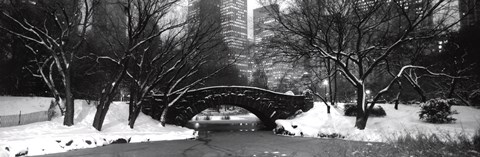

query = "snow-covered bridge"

[142,86,314,129]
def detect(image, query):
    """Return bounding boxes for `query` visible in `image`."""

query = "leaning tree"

[260,0,465,129]
[90,0,230,130]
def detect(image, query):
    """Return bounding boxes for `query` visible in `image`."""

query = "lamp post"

[366,89,371,101]
[322,79,329,97]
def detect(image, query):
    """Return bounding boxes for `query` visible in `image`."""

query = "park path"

[38,131,398,157]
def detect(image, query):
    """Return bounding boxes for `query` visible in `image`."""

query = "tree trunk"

[128,102,142,129]
[333,71,338,106]
[92,59,129,131]
[394,99,399,110]
[54,95,65,116]
[394,81,402,110]
[160,106,169,127]
[403,74,427,102]
[128,83,136,121]
[92,94,112,131]
[329,77,334,106]
[447,78,457,98]
[355,114,368,130]
[355,83,368,130]
[414,85,427,102]
[63,71,74,126]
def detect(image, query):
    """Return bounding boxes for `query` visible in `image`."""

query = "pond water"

[185,114,267,133]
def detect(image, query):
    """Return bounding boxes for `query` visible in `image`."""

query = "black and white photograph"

[0,0,479,156]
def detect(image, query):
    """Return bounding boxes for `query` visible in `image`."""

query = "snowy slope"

[0,98,195,156]
[276,102,480,142]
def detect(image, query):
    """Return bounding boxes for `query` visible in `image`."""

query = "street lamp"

[366,89,371,101]
[322,80,329,86]
[322,80,329,97]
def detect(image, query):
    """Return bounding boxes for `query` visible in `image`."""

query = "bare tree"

[0,0,96,126]
[260,0,465,129]
[90,0,228,130]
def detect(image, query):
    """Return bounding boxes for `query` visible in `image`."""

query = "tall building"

[187,0,250,77]
[253,4,278,45]
[459,0,480,28]
[356,0,434,29]
[253,4,305,91]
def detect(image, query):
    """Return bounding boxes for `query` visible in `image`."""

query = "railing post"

[18,111,21,125]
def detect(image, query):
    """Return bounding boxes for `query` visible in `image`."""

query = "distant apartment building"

[187,0,251,78]
[356,0,434,30]
[253,4,305,91]
[460,0,480,28]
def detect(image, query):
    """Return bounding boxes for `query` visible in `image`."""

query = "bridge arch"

[142,86,313,129]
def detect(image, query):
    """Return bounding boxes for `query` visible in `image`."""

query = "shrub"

[474,128,480,151]
[469,89,480,106]
[343,103,386,117]
[419,98,457,123]
[343,103,357,116]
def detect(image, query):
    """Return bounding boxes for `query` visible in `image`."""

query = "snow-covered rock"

[284,91,295,95]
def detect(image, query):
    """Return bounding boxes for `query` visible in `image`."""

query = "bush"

[474,128,480,151]
[419,98,457,123]
[343,103,357,116]
[343,103,386,117]
[469,89,480,106]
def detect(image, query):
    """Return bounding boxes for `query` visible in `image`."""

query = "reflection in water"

[185,120,266,132]
[186,114,267,140]
[187,114,296,157]
[252,151,289,157]
[186,113,266,131]
[186,119,267,141]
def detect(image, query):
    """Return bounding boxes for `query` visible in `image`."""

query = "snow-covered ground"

[276,102,480,142]
[2,96,480,156]
[0,97,195,157]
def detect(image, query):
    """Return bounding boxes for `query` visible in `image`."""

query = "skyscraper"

[459,0,480,28]
[355,0,434,29]
[187,0,250,77]
[253,4,278,45]
[253,4,305,91]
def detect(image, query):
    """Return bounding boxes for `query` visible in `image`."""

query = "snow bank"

[275,102,480,142]
[0,98,195,156]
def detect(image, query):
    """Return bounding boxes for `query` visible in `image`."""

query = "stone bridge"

[142,86,314,129]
